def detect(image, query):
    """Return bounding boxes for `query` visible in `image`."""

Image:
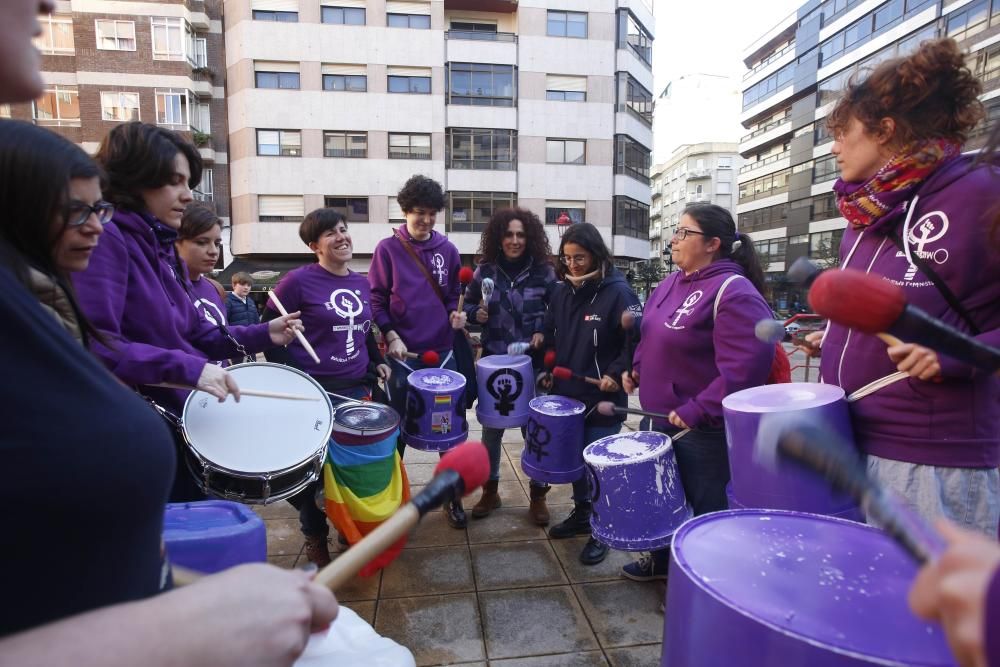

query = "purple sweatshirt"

[73,209,272,412]
[819,155,1000,468]
[189,276,227,327]
[269,264,372,380]
[633,260,773,429]
[368,225,461,353]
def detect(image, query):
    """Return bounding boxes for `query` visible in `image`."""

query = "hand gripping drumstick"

[455,267,475,314]
[595,401,690,440]
[402,350,440,365]
[313,441,489,590]
[172,441,490,588]
[552,365,602,387]
[267,291,321,365]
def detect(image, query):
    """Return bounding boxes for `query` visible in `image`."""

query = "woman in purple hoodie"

[368,175,469,527]
[73,122,304,501]
[809,38,1000,537]
[620,203,774,581]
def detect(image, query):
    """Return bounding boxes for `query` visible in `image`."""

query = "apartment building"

[4,0,230,239]
[737,0,999,310]
[648,142,741,264]
[222,0,654,280]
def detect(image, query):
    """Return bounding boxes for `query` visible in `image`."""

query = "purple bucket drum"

[520,395,586,484]
[722,383,857,516]
[475,354,535,428]
[582,431,691,552]
[404,368,468,452]
[663,509,955,667]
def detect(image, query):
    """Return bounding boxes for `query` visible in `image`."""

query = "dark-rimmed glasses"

[671,227,707,241]
[66,201,115,227]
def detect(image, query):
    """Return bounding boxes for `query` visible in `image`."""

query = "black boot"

[579,537,609,565]
[548,502,592,539]
[445,498,467,529]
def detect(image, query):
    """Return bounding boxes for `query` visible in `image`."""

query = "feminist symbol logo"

[903,211,950,281]
[669,290,703,328]
[486,368,523,416]
[193,298,225,327]
[327,289,364,357]
[431,253,447,285]
[525,418,551,461]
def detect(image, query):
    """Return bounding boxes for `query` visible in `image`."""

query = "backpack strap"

[713,274,743,321]
[394,231,446,305]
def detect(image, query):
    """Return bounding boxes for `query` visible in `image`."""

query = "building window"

[545,74,586,101]
[717,182,732,195]
[449,21,504,40]
[192,101,211,133]
[753,238,787,265]
[447,63,516,107]
[614,135,650,183]
[388,74,431,94]
[324,196,369,222]
[322,6,365,24]
[255,70,301,89]
[947,0,999,42]
[259,195,305,222]
[812,155,838,184]
[742,63,794,110]
[33,86,80,127]
[151,17,187,61]
[545,205,586,225]
[155,89,190,127]
[612,196,650,240]
[100,92,141,122]
[546,138,586,165]
[811,192,840,220]
[447,128,516,170]
[738,168,791,203]
[818,0,933,68]
[322,73,367,92]
[389,133,432,159]
[618,10,652,66]
[809,229,844,263]
[737,203,788,232]
[252,10,298,21]
[95,19,136,51]
[194,168,214,202]
[323,131,367,157]
[617,72,653,125]
[448,192,516,233]
[35,14,74,55]
[256,129,302,156]
[717,156,732,169]
[387,13,431,29]
[547,10,587,38]
[388,196,406,223]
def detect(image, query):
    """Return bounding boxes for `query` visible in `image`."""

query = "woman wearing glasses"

[542,222,642,566]
[73,122,303,501]
[176,202,228,329]
[620,203,773,582]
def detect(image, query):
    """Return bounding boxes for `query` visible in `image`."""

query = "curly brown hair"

[476,207,552,266]
[827,38,983,147]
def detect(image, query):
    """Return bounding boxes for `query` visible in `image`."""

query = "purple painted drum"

[583,431,691,552]
[663,509,955,667]
[520,395,586,484]
[475,354,535,428]
[404,368,468,452]
[722,383,857,515]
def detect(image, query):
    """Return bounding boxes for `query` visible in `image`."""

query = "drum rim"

[406,367,466,389]
[184,444,325,504]
[181,361,334,472]
[583,431,673,466]
[669,508,945,666]
[528,394,586,416]
[721,381,846,412]
[332,401,400,438]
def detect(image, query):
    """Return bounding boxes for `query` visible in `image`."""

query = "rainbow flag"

[323,431,410,576]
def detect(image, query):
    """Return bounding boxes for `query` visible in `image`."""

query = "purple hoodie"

[73,209,272,412]
[819,155,1000,468]
[634,260,773,429]
[368,225,461,353]
[269,264,372,380]
[189,276,227,327]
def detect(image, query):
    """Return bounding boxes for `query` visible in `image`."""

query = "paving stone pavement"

[256,394,666,666]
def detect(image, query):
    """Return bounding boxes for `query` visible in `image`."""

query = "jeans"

[867,454,1000,538]
[289,384,371,538]
[571,423,623,504]
[387,353,458,460]
[482,425,547,488]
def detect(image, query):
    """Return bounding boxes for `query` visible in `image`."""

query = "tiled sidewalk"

[256,398,665,666]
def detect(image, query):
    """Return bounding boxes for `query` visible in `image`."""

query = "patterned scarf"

[834,138,961,228]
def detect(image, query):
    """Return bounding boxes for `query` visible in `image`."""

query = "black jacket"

[543,268,642,426]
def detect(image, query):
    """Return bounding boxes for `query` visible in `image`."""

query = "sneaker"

[548,503,592,539]
[621,551,669,581]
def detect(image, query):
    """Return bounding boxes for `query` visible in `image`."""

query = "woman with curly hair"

[462,207,556,523]
[805,38,1000,536]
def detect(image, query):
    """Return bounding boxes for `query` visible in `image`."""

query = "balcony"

[445,30,516,42]
[689,193,711,202]
[444,0,517,11]
[739,150,789,174]
[740,115,791,143]
[743,42,795,80]
[687,168,710,179]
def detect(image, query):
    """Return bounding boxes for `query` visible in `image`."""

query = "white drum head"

[182,363,332,474]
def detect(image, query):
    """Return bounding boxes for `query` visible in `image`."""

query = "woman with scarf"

[462,207,556,524]
[806,38,1000,536]
[73,122,304,501]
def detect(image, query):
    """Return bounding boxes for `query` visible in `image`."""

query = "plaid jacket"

[462,259,556,357]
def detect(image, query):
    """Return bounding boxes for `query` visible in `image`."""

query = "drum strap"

[394,231,447,305]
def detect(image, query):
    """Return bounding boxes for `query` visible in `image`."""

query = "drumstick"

[403,350,440,365]
[455,267,474,313]
[595,401,691,439]
[267,291,321,365]
[153,382,321,401]
[552,366,602,387]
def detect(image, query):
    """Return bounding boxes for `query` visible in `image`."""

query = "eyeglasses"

[671,228,708,241]
[560,254,590,266]
[66,201,115,227]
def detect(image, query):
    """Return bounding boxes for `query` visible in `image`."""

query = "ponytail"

[729,232,765,294]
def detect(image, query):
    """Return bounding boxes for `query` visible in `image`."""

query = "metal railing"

[740,116,791,143]
[743,41,795,80]
[739,150,790,174]
[445,30,516,42]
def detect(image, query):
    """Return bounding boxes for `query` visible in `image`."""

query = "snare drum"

[583,431,691,551]
[181,362,332,504]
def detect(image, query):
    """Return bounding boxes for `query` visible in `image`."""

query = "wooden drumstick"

[455,267,474,314]
[152,382,321,401]
[267,291,321,365]
[552,366,603,387]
